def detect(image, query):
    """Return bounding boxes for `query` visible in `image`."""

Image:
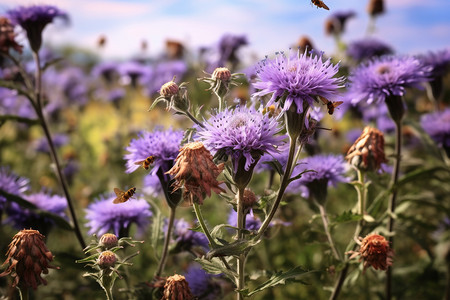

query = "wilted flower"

[0,17,22,54]
[349,233,394,272]
[0,167,30,211]
[0,229,57,290]
[5,191,67,235]
[367,0,385,17]
[197,105,282,188]
[346,126,387,172]
[7,5,68,52]
[165,39,184,59]
[124,127,184,174]
[346,38,394,62]
[85,194,152,237]
[162,274,194,300]
[421,108,450,155]
[167,142,224,205]
[253,50,343,115]
[184,265,222,300]
[324,10,356,36]
[347,55,430,105]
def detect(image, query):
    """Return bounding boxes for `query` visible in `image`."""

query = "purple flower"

[253,50,344,114]
[5,191,67,234]
[421,108,450,149]
[346,38,394,62]
[418,48,450,78]
[85,194,152,237]
[228,208,262,231]
[184,265,222,300]
[197,106,282,171]
[217,34,248,68]
[118,61,151,87]
[124,127,184,174]
[289,154,349,198]
[171,218,209,251]
[143,60,188,97]
[44,66,89,106]
[0,167,30,211]
[92,61,119,83]
[33,133,69,153]
[7,5,68,52]
[0,88,35,119]
[255,138,290,173]
[347,55,430,105]
[142,173,163,197]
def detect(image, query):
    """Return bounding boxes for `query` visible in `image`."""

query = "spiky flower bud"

[367,0,384,17]
[167,141,225,205]
[162,274,194,300]
[349,233,394,272]
[212,67,232,82]
[151,78,190,113]
[99,233,118,249]
[0,17,23,54]
[346,126,387,172]
[199,67,242,100]
[97,251,117,269]
[0,229,57,290]
[160,80,180,98]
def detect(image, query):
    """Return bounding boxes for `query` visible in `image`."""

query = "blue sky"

[1,0,449,61]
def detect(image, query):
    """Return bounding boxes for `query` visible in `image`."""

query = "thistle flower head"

[124,127,184,174]
[0,17,23,54]
[349,233,394,272]
[253,49,344,115]
[184,265,222,300]
[421,108,450,152]
[346,126,387,172]
[347,55,430,105]
[167,141,225,205]
[171,218,209,252]
[197,106,282,171]
[346,38,394,62]
[418,48,450,78]
[162,274,194,300]
[199,67,242,98]
[7,5,68,52]
[228,208,262,231]
[85,194,152,237]
[0,229,58,290]
[0,167,30,211]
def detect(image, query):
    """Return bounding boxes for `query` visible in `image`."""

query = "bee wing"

[113,196,124,204]
[134,160,145,165]
[318,95,329,105]
[321,2,330,10]
[333,101,344,108]
[114,188,124,196]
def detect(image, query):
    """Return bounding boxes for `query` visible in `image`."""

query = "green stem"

[155,206,176,277]
[32,51,86,250]
[317,203,341,261]
[185,110,205,128]
[329,263,349,300]
[236,187,246,300]
[100,270,115,300]
[386,120,403,300]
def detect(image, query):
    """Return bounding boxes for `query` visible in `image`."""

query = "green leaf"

[396,166,450,187]
[262,160,284,176]
[332,210,362,225]
[246,266,315,297]
[205,239,260,260]
[0,115,39,125]
[288,169,316,184]
[148,96,166,111]
[149,200,164,258]
[195,257,237,282]
[0,189,37,209]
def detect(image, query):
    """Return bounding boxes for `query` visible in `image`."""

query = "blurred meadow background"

[0,0,450,299]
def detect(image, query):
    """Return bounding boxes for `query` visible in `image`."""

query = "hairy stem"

[185,110,205,128]
[236,187,246,300]
[317,203,341,261]
[32,51,86,250]
[154,206,176,277]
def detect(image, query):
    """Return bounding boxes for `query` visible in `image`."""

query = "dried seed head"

[97,251,117,269]
[167,142,225,205]
[0,229,57,290]
[242,189,257,210]
[349,233,394,272]
[346,126,387,172]
[160,80,180,98]
[162,274,194,300]
[0,17,23,54]
[367,0,385,17]
[212,67,232,82]
[99,233,118,249]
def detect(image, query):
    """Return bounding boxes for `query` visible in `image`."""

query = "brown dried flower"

[0,17,23,54]
[162,274,194,300]
[346,126,387,172]
[349,233,394,272]
[367,0,385,17]
[167,141,225,205]
[0,229,58,290]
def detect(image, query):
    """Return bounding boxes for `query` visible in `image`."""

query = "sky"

[1,0,449,62]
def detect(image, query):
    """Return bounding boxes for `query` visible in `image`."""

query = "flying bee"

[134,156,155,170]
[318,96,344,115]
[311,0,329,10]
[113,187,136,204]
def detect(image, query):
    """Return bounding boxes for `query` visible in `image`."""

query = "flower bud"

[0,229,58,290]
[99,233,118,249]
[157,79,190,113]
[162,274,194,300]
[167,141,225,205]
[212,67,232,82]
[97,251,117,269]
[346,126,387,172]
[160,80,179,98]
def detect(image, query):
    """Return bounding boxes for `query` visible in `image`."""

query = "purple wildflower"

[184,265,222,300]
[197,106,282,171]
[0,88,35,119]
[124,127,184,174]
[253,50,344,114]
[143,60,188,97]
[85,193,152,237]
[118,61,151,87]
[347,55,430,105]
[418,48,450,78]
[217,33,248,69]
[170,218,209,252]
[7,5,68,52]
[33,133,69,153]
[0,167,30,211]
[421,108,450,150]
[346,38,394,62]
[255,139,290,173]
[142,173,163,197]
[228,208,262,231]
[92,61,119,83]
[5,191,67,235]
